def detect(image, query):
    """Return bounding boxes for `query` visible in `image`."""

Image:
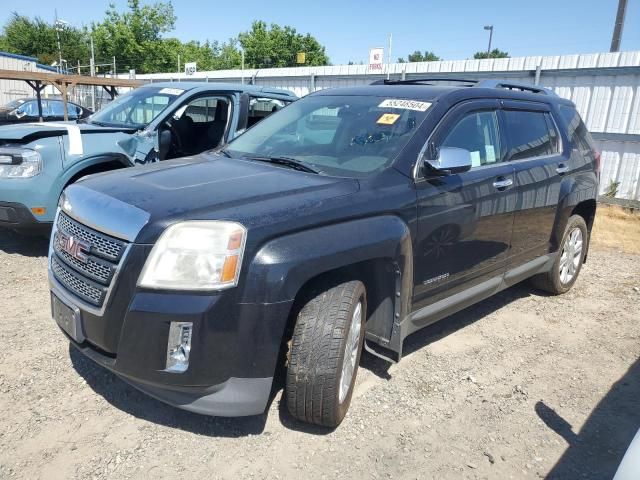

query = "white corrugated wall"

[129,51,640,201]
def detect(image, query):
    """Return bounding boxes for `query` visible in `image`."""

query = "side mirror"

[424,146,472,175]
[158,129,172,160]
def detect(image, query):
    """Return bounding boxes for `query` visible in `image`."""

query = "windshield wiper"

[245,155,320,174]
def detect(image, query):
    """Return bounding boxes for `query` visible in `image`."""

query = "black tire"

[530,214,588,295]
[286,279,366,427]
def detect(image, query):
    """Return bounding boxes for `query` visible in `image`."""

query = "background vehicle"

[0,97,91,125]
[0,82,296,232]
[48,79,599,428]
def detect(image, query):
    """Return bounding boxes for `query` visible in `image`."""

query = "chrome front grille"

[51,212,128,308]
[57,212,125,261]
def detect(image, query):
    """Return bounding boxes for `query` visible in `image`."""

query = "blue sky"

[2,0,639,64]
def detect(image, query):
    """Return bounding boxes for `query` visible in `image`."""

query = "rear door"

[501,101,564,266]
[413,99,516,311]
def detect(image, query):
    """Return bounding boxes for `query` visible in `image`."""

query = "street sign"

[369,48,384,72]
[296,52,306,64]
[184,62,197,76]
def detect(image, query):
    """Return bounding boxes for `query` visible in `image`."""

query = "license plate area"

[51,293,84,343]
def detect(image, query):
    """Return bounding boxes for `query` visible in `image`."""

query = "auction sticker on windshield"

[378,99,432,111]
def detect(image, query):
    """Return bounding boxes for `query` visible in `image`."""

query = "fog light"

[165,322,192,373]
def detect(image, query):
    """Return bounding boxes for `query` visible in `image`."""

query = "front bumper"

[51,272,293,416]
[0,200,50,229]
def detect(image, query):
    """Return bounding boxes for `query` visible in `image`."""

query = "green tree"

[91,0,177,73]
[238,21,328,68]
[473,48,509,59]
[398,50,440,63]
[0,12,90,68]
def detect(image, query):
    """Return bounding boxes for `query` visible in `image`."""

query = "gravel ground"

[0,229,639,480]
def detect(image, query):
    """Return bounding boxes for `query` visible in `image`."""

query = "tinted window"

[19,101,38,116]
[49,101,65,117]
[441,111,502,167]
[559,105,594,155]
[504,110,555,160]
[247,97,291,127]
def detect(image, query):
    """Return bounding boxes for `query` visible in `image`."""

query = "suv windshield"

[88,86,185,128]
[225,95,431,177]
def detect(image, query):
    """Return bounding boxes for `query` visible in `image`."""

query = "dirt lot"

[1,208,639,480]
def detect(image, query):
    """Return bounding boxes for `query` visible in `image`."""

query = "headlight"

[0,147,42,178]
[138,221,247,291]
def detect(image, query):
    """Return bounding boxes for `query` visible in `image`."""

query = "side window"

[504,110,556,160]
[248,97,290,128]
[115,95,171,124]
[184,98,219,123]
[20,101,38,116]
[49,101,65,117]
[440,110,502,167]
[558,105,594,155]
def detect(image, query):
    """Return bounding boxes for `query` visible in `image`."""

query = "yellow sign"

[296,52,306,64]
[377,113,400,125]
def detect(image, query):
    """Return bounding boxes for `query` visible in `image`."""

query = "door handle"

[492,177,513,190]
[556,163,570,175]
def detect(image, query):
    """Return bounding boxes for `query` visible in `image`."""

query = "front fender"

[241,215,413,305]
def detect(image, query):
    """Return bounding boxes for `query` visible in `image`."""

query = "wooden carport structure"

[0,69,144,121]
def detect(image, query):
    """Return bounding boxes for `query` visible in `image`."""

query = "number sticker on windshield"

[377,113,401,125]
[378,99,431,112]
[158,88,185,96]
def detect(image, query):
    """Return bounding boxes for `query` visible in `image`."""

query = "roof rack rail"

[372,77,557,96]
[371,78,478,86]
[475,79,557,96]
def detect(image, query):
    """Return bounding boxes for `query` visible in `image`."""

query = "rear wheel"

[286,279,366,427]
[530,214,588,294]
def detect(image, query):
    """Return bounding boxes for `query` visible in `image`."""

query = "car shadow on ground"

[0,229,49,257]
[538,357,640,479]
[360,281,545,379]
[69,345,270,437]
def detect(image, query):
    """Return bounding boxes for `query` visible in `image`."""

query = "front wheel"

[286,279,366,427]
[530,214,588,294]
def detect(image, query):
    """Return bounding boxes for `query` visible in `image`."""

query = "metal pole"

[113,56,116,77]
[487,27,493,56]
[387,33,393,80]
[241,50,245,84]
[90,36,96,112]
[55,10,63,73]
[610,0,628,52]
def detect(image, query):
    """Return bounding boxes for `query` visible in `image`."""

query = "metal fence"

[131,51,640,200]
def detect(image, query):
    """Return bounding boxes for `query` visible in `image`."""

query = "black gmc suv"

[48,79,599,427]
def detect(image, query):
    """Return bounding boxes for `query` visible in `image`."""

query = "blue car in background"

[0,82,296,233]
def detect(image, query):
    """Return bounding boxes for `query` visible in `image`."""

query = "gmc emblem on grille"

[57,232,90,263]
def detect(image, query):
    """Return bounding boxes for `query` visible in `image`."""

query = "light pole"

[484,25,493,57]
[54,14,68,73]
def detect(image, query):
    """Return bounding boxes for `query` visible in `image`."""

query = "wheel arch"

[242,215,414,361]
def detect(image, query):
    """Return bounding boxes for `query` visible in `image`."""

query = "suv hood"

[0,121,136,142]
[65,153,360,243]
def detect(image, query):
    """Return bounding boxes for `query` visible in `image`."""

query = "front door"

[413,100,516,311]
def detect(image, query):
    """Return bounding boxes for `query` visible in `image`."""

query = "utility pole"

[386,33,393,80]
[610,0,628,52]
[484,25,494,57]
[90,36,96,111]
[113,56,116,77]
[177,54,181,79]
[241,49,245,84]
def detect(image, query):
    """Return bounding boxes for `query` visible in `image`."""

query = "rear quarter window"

[558,105,594,155]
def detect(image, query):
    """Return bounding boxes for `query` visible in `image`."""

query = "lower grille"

[52,256,105,306]
[50,212,128,308]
